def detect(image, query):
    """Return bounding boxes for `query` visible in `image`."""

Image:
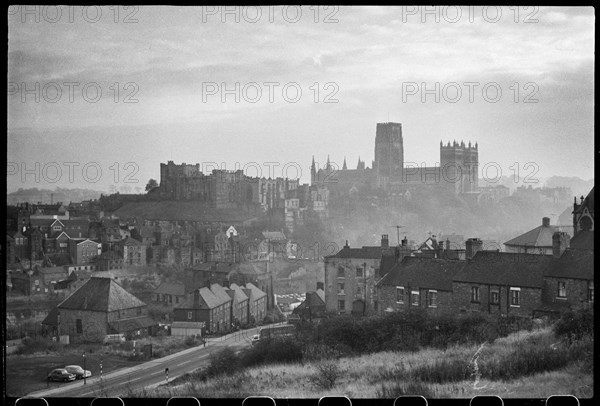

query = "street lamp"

[83,352,86,385]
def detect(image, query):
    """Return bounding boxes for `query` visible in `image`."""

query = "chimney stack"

[193,289,200,307]
[542,217,550,227]
[552,232,570,258]
[466,238,483,260]
[381,234,389,249]
[445,238,450,251]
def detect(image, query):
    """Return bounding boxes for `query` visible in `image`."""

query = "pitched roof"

[57,277,146,312]
[177,286,230,310]
[153,281,186,296]
[121,237,143,246]
[210,283,234,304]
[378,257,464,291]
[228,283,249,302]
[453,251,552,288]
[245,282,267,300]
[504,222,558,248]
[41,307,59,326]
[544,249,594,281]
[570,230,594,251]
[325,245,393,260]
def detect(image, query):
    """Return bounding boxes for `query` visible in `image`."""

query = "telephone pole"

[390,225,404,246]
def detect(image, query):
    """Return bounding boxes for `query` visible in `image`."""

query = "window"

[76,319,82,334]
[510,287,520,307]
[557,281,567,298]
[338,282,345,295]
[471,286,480,303]
[187,311,193,320]
[338,300,345,311]
[428,290,438,308]
[411,291,420,306]
[356,267,364,278]
[588,281,594,302]
[396,287,405,303]
[337,266,345,277]
[490,290,499,304]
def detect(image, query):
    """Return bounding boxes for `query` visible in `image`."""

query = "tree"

[145,179,159,192]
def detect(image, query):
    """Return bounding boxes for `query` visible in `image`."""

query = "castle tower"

[374,122,403,189]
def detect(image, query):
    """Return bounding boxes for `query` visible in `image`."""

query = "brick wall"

[542,277,591,307]
[377,284,453,315]
[58,309,107,343]
[452,282,542,317]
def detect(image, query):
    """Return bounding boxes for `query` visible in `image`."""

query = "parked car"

[64,365,92,379]
[47,368,76,382]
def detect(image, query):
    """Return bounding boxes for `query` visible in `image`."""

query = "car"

[64,365,92,379]
[251,334,260,345]
[47,368,76,382]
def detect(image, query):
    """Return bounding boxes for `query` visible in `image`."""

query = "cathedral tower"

[374,122,403,188]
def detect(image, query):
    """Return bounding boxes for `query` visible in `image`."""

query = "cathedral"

[311,122,479,195]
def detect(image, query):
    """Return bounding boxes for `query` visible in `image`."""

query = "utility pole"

[391,225,404,246]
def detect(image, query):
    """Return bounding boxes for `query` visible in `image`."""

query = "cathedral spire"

[311,155,316,171]
[326,155,331,170]
[342,157,347,170]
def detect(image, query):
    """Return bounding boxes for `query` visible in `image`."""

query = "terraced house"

[174,285,232,334]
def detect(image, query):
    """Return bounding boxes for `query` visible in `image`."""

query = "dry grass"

[128,327,593,398]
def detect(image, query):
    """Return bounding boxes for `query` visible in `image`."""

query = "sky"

[7,6,595,193]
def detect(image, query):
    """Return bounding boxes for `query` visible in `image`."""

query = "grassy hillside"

[128,327,593,398]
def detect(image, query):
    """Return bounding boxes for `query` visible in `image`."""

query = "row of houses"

[164,281,268,335]
[325,188,594,319]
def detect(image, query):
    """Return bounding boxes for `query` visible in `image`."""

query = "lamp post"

[83,352,86,385]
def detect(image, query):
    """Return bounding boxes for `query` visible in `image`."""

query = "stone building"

[504,217,564,255]
[324,235,410,315]
[54,277,155,343]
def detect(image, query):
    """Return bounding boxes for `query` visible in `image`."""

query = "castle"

[157,161,300,211]
[311,122,479,195]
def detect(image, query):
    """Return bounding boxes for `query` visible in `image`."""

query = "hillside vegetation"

[129,308,593,398]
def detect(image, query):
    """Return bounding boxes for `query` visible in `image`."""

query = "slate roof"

[294,291,326,311]
[570,230,594,251]
[453,251,553,288]
[504,221,558,248]
[177,285,230,310]
[109,316,156,333]
[245,282,267,300]
[153,281,186,296]
[544,249,594,281]
[377,256,464,291]
[57,277,146,312]
[210,283,234,305]
[41,307,59,327]
[228,283,249,302]
[325,245,393,260]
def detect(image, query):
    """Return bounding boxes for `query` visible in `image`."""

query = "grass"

[127,326,593,398]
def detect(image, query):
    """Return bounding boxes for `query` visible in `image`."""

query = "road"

[25,326,263,398]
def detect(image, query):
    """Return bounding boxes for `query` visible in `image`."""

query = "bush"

[308,361,343,390]
[206,347,240,377]
[554,307,594,343]
[240,338,303,368]
[410,358,469,384]
[16,336,61,355]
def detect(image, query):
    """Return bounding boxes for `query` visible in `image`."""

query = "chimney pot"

[466,238,483,260]
[381,234,389,249]
[542,217,550,227]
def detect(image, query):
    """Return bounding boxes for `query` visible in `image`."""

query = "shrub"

[410,358,469,384]
[308,361,343,390]
[16,336,61,355]
[240,338,303,368]
[206,347,240,377]
[554,307,594,343]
